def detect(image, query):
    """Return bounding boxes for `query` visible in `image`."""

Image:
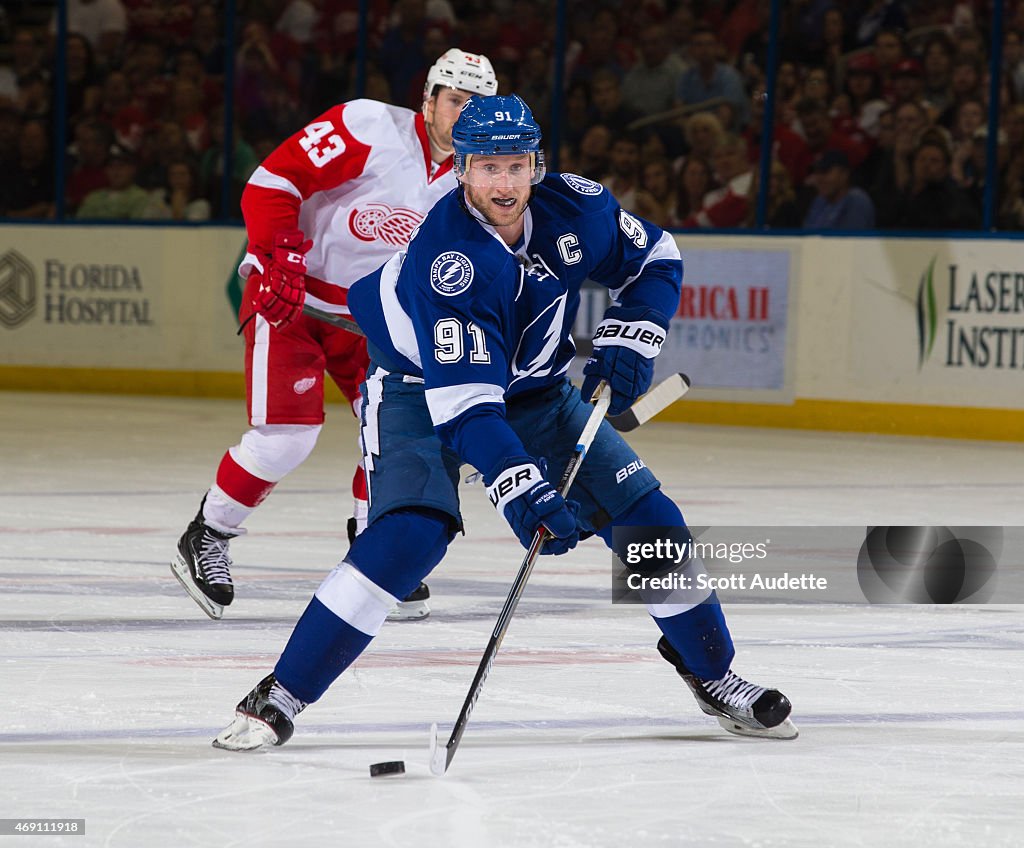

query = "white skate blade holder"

[212,713,280,751]
[170,556,224,620]
[387,598,430,621]
[718,716,799,740]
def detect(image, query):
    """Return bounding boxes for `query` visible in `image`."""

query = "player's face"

[461,153,533,228]
[424,87,477,153]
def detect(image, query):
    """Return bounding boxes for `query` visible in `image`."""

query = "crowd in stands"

[1,0,1023,230]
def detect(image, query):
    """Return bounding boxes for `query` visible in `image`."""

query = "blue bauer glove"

[485,456,582,555]
[581,305,670,416]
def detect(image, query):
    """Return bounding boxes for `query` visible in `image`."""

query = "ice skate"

[213,674,307,751]
[170,497,244,620]
[658,637,798,739]
[387,582,431,621]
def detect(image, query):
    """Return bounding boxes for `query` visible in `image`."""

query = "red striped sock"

[216,450,276,508]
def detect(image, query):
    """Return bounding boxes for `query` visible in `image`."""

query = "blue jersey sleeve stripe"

[426,382,506,426]
[378,251,422,368]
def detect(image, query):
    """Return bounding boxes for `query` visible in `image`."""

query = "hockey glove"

[485,456,582,556]
[253,230,313,328]
[581,305,669,416]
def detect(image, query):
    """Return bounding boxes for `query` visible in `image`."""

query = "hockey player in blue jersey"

[212,94,797,751]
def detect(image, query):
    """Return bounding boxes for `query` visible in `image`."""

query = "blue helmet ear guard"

[452,94,546,185]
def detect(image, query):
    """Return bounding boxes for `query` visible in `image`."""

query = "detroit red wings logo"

[348,203,424,246]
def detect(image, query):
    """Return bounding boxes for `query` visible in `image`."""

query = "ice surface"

[1,392,1022,847]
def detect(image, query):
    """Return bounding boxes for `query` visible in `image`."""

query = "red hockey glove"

[252,230,313,328]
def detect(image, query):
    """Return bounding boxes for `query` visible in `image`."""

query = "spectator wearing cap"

[842,52,888,140]
[889,58,923,107]
[803,149,875,229]
[794,96,868,169]
[77,143,150,219]
[896,136,981,229]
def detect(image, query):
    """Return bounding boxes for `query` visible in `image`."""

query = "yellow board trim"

[659,398,1024,442]
[1,366,1021,441]
[0,365,350,402]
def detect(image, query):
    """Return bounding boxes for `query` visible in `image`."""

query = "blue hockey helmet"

[452,94,546,185]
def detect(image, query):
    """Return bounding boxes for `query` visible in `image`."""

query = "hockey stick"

[301,302,364,336]
[303,302,688,431]
[606,372,690,431]
[429,382,612,776]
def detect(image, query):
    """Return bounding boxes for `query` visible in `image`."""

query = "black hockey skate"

[213,673,307,751]
[348,517,431,621]
[170,497,243,620]
[658,637,798,739]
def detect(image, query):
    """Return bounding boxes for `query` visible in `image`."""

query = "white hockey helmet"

[423,48,498,99]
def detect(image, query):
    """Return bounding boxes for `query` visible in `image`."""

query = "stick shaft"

[301,303,364,336]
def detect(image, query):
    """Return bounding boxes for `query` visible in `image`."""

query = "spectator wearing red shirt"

[681,133,752,228]
[66,120,113,212]
[743,82,812,187]
[794,96,868,170]
[98,70,150,151]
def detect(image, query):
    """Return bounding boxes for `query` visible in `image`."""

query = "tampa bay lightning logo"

[510,289,571,386]
[560,173,604,195]
[430,251,474,296]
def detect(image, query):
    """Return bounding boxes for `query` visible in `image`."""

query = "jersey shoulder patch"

[429,251,475,296]
[559,173,604,195]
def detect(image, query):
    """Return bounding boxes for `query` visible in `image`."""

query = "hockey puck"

[369,760,406,778]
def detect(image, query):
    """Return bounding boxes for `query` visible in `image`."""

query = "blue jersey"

[348,172,682,478]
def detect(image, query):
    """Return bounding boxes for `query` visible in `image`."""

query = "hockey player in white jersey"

[212,94,797,752]
[171,49,497,622]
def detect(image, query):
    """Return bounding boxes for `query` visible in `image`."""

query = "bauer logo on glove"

[581,305,670,417]
[591,318,666,358]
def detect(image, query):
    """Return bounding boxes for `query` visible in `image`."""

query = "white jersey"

[239,99,457,316]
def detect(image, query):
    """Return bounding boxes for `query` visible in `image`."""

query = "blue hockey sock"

[599,490,735,680]
[596,488,683,543]
[655,594,735,681]
[275,596,373,703]
[272,508,453,704]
